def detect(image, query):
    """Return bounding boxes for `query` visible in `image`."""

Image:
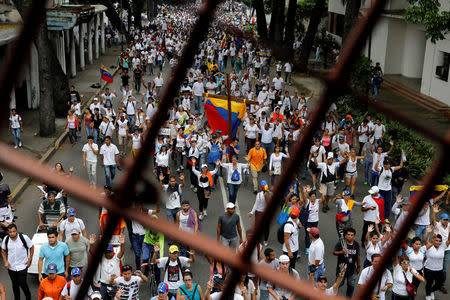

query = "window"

[435,51,449,82]
[327,13,344,37]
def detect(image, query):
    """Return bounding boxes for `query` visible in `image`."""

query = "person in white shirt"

[109,264,148,300]
[248,181,271,245]
[373,118,386,145]
[153,72,164,97]
[82,135,98,185]
[99,136,120,186]
[423,224,450,299]
[60,267,94,300]
[374,157,403,220]
[9,108,23,148]
[360,186,381,245]
[267,255,299,300]
[307,227,325,282]
[310,263,347,296]
[205,274,244,300]
[272,73,284,93]
[358,254,393,300]
[269,145,289,185]
[99,115,116,143]
[115,113,129,153]
[308,138,326,190]
[282,208,302,268]
[192,78,204,114]
[221,155,248,204]
[58,207,87,241]
[391,255,424,299]
[371,140,393,186]
[1,224,33,300]
[431,205,450,293]
[283,62,292,85]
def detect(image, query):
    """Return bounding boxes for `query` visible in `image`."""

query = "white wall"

[328,0,345,15]
[420,33,450,105]
[384,19,405,74]
[364,17,389,68]
[402,23,426,78]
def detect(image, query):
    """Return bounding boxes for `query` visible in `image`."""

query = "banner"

[203,95,246,139]
[100,65,114,83]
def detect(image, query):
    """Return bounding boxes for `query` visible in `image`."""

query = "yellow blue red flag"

[100,65,114,83]
[204,95,246,139]
[409,185,448,202]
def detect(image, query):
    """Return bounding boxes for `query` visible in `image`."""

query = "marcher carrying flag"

[100,65,114,83]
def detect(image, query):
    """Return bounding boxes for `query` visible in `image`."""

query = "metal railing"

[0,1,448,300]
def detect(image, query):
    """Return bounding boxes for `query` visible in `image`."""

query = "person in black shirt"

[121,71,130,90]
[133,65,143,93]
[68,85,81,106]
[392,163,409,200]
[92,108,103,144]
[333,227,360,297]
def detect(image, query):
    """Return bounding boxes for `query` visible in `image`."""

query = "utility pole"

[120,0,123,51]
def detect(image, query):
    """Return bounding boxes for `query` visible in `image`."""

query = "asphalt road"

[3,56,448,300]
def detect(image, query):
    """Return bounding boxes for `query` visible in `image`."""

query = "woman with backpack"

[221,155,248,204]
[268,145,289,185]
[176,270,204,300]
[248,180,271,245]
[191,159,219,220]
[299,185,325,254]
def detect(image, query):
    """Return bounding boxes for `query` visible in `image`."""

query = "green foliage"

[243,24,257,32]
[348,55,375,94]
[405,0,450,43]
[297,0,328,19]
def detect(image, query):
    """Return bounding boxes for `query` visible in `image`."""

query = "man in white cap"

[313,152,348,213]
[217,202,243,249]
[361,186,381,245]
[257,86,268,105]
[90,97,102,114]
[91,291,102,299]
[267,255,299,300]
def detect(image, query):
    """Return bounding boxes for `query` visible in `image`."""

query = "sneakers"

[440,286,448,294]
[176,168,180,172]
[203,210,207,216]
[19,141,22,147]
[364,181,368,185]
[180,165,184,170]
[263,241,268,246]
[193,187,197,193]
[199,214,204,221]
[305,248,309,254]
[431,292,435,299]
[190,184,194,189]
[14,145,18,149]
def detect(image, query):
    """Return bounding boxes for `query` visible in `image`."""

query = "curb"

[11,66,120,201]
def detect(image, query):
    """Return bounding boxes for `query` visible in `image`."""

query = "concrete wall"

[402,23,426,78]
[385,19,405,74]
[420,33,450,105]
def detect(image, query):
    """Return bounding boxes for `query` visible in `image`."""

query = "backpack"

[277,221,293,244]
[230,169,240,182]
[4,233,29,256]
[207,143,221,164]
[165,257,186,282]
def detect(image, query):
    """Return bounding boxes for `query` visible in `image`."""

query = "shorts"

[118,134,127,145]
[321,182,335,196]
[345,171,357,178]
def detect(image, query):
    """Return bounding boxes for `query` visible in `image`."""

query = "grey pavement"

[1,54,449,300]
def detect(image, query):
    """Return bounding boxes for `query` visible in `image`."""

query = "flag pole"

[226,73,232,158]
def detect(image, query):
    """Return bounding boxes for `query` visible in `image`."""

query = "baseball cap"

[91,291,102,299]
[94,97,99,101]
[212,274,224,286]
[327,152,334,159]
[67,207,76,216]
[307,227,320,236]
[279,255,290,263]
[339,135,345,140]
[70,228,80,235]
[368,186,380,194]
[290,208,300,217]
[201,164,208,169]
[106,244,114,252]
[157,282,169,293]
[441,213,449,220]
[342,190,351,196]
[260,180,269,191]
[71,267,81,276]
[122,265,132,272]
[47,263,58,274]
[169,245,179,253]
[226,202,236,209]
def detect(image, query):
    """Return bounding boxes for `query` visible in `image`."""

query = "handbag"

[277,204,292,226]
[403,271,417,298]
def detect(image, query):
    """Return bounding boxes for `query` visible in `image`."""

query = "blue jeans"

[373,85,380,100]
[166,207,179,223]
[370,170,379,186]
[414,224,427,241]
[308,263,325,282]
[127,115,135,133]
[142,243,161,281]
[93,128,99,144]
[131,234,144,270]
[199,152,207,167]
[261,142,273,160]
[194,95,202,114]
[11,128,21,146]
[443,250,450,283]
[259,289,269,300]
[219,60,224,73]
[379,189,392,220]
[85,126,93,138]
[338,271,357,298]
[104,165,116,186]
[227,183,240,204]
[158,60,163,71]
[364,160,372,182]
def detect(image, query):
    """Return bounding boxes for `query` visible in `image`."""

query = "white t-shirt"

[378,167,394,191]
[82,143,98,163]
[358,266,393,300]
[260,126,274,144]
[117,119,129,136]
[100,144,119,165]
[365,241,382,262]
[61,280,93,300]
[361,195,380,222]
[308,238,324,265]
[310,145,326,164]
[308,200,320,222]
[157,257,190,290]
[59,218,86,240]
[272,77,284,90]
[1,234,33,271]
[244,124,259,139]
[373,124,385,139]
[162,184,182,209]
[284,62,292,72]
[405,246,426,271]
[358,124,370,143]
[337,142,350,161]
[99,121,115,137]
[115,275,142,300]
[436,221,450,251]
[96,255,121,284]
[154,77,164,87]
[131,209,153,235]
[9,115,21,128]
[211,292,243,300]
[424,244,446,271]
[372,152,388,172]
[392,265,416,296]
[282,217,299,253]
[192,81,204,96]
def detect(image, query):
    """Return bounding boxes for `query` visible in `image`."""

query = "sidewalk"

[0,44,121,194]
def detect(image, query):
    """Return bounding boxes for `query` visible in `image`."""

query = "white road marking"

[218,177,246,235]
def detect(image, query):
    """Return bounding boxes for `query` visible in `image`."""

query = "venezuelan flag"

[100,65,114,83]
[204,95,246,139]
[409,185,448,201]
[221,35,227,49]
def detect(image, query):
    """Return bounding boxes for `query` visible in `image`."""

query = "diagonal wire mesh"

[0,0,449,300]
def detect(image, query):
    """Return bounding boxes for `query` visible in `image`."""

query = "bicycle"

[141,262,158,296]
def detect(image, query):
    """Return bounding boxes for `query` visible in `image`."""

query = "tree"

[252,0,268,40]
[342,0,362,44]
[12,0,68,135]
[405,0,450,43]
[298,0,326,66]
[269,0,285,44]
[283,0,297,49]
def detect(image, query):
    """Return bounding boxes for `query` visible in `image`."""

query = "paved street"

[3,49,448,300]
